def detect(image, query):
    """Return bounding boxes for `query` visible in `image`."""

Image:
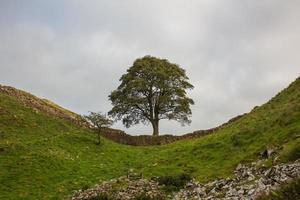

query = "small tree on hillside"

[83,112,113,145]
[108,55,194,136]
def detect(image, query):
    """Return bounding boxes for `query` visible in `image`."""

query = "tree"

[108,55,194,136]
[83,112,113,144]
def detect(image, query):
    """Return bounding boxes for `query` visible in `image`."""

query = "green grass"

[41,98,79,119]
[257,177,300,200]
[0,78,300,199]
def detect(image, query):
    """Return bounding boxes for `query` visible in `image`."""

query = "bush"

[157,173,192,192]
[79,183,90,191]
[89,193,113,200]
[257,178,300,200]
[134,193,164,200]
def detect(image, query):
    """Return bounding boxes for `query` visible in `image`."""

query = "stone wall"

[1,84,247,146]
[100,113,245,146]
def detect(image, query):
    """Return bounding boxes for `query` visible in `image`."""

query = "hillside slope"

[0,78,300,199]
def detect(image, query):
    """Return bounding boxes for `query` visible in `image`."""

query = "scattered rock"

[174,159,300,200]
[71,177,165,200]
[71,159,300,200]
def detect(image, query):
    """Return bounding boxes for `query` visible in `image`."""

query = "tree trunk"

[152,120,159,136]
[96,130,101,145]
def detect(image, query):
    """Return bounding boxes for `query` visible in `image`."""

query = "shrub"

[81,184,90,191]
[257,177,300,200]
[134,193,164,200]
[157,173,192,192]
[89,193,113,200]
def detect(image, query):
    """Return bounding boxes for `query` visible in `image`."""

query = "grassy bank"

[0,78,299,199]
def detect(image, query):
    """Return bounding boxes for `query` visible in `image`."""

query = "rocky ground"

[71,176,166,200]
[70,159,300,200]
[174,159,300,200]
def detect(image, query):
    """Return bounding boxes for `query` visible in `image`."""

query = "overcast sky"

[0,1,299,135]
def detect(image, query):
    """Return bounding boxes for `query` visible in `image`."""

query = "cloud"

[0,0,299,135]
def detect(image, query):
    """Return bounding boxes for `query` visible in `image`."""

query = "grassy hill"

[0,77,300,199]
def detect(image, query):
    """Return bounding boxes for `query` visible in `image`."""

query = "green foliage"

[0,77,300,199]
[83,112,113,144]
[81,183,90,191]
[257,177,300,200]
[279,138,300,162]
[134,193,164,200]
[109,55,194,135]
[83,111,113,130]
[89,193,113,200]
[157,173,192,192]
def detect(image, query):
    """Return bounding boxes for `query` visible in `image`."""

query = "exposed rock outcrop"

[71,177,165,200]
[174,159,300,200]
[70,159,300,200]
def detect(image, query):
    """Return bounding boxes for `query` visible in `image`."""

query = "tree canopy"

[83,112,113,144]
[108,56,194,136]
